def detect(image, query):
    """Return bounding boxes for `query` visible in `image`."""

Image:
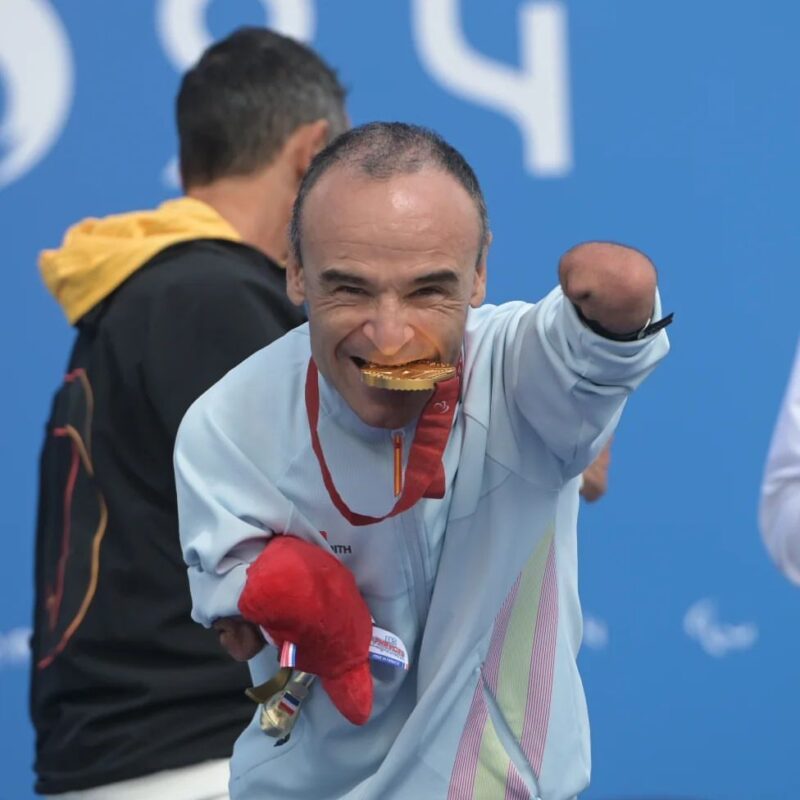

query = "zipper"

[390,428,430,631]
[392,431,403,498]
[398,503,430,632]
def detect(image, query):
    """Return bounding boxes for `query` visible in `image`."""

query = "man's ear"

[289,119,331,182]
[470,232,491,308]
[286,253,306,306]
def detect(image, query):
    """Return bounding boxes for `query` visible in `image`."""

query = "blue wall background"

[2,2,798,798]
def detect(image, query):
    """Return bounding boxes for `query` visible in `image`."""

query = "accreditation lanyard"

[304,359,460,526]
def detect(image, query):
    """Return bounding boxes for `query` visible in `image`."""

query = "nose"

[362,300,414,358]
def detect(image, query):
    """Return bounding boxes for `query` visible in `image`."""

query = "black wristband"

[573,304,674,342]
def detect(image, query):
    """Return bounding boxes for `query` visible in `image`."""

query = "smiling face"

[287,164,488,429]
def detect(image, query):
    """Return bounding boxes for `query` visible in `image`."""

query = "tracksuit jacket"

[175,288,669,799]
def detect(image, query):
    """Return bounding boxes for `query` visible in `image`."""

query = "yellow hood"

[40,197,241,324]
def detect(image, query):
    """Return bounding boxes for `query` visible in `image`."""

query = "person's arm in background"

[580,438,612,502]
[759,342,800,585]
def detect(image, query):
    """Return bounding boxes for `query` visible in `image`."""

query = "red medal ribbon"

[305,359,460,526]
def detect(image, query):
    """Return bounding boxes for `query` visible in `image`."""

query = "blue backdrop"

[2,2,798,798]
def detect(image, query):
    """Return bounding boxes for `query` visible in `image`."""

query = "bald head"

[289,122,490,266]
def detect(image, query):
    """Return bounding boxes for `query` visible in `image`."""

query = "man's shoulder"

[129,239,281,295]
[102,238,299,336]
[466,300,533,326]
[180,325,311,437]
[464,300,535,346]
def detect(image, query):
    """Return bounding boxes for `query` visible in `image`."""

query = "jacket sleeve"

[759,342,800,585]
[174,401,277,626]
[506,286,670,479]
[174,366,328,627]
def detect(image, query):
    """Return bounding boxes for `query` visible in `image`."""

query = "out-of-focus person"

[30,27,347,799]
[760,343,800,584]
[580,439,613,502]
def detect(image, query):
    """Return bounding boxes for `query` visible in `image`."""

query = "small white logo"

[432,400,450,414]
[0,0,74,189]
[411,0,572,177]
[0,627,31,667]
[684,599,758,657]
[581,614,609,650]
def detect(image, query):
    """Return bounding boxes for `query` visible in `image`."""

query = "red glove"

[238,535,373,725]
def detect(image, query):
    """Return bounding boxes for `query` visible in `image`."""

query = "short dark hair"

[290,122,490,265]
[177,27,347,189]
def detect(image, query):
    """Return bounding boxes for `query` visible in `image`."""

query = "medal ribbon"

[305,359,460,526]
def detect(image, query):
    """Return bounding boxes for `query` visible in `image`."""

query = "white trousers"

[47,758,230,800]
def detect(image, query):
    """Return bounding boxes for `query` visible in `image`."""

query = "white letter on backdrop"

[156,0,315,71]
[412,0,572,177]
[0,0,74,189]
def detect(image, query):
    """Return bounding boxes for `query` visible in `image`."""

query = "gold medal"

[247,669,316,744]
[360,360,456,391]
[258,671,315,742]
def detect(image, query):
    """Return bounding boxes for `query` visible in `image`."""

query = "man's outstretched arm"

[507,241,671,480]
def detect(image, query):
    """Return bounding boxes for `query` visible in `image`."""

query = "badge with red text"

[369,625,410,670]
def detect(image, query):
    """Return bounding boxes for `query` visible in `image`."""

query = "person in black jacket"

[31,27,347,799]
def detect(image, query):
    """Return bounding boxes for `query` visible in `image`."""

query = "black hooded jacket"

[31,235,305,793]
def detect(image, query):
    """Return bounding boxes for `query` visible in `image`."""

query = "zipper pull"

[392,431,403,498]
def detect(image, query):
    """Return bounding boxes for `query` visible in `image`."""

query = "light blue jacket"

[175,288,669,799]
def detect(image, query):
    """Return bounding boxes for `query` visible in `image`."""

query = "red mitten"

[238,535,373,725]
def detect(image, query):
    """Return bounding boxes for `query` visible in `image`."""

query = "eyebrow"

[319,267,459,287]
[411,269,460,286]
[318,267,461,286]
[318,268,369,286]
